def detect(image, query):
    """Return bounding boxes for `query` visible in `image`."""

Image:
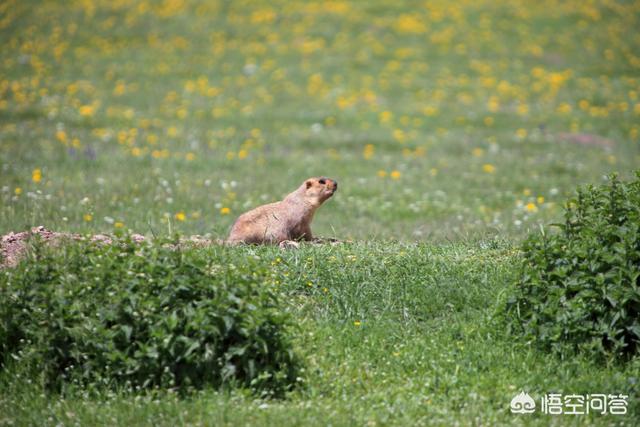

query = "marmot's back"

[227,202,284,244]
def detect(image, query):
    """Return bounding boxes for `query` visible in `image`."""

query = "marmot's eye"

[319,179,326,185]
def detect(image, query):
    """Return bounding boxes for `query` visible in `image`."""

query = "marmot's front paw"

[278,240,300,249]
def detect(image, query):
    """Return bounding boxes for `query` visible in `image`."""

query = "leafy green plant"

[0,237,300,396]
[503,172,640,359]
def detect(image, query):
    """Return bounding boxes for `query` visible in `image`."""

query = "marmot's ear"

[306,180,313,189]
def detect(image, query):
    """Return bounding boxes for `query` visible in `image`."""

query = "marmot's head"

[303,176,338,204]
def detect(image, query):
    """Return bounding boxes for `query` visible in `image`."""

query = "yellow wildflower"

[363,144,374,160]
[517,103,529,115]
[482,164,496,174]
[167,126,178,137]
[393,129,406,143]
[32,168,42,183]
[487,96,500,112]
[395,14,426,34]
[56,130,67,143]
[423,105,439,116]
[379,111,393,124]
[79,105,95,117]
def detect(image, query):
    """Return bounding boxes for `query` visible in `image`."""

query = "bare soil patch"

[556,132,614,148]
[0,226,218,269]
[1,227,346,268]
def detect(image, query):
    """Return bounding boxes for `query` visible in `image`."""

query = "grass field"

[1,0,639,425]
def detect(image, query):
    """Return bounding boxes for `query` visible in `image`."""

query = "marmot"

[226,177,338,245]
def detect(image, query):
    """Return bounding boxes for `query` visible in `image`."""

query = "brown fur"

[226,177,337,245]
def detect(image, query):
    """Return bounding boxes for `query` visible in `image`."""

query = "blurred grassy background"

[1,0,639,241]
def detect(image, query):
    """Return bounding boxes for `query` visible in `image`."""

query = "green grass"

[2,242,638,425]
[1,0,640,425]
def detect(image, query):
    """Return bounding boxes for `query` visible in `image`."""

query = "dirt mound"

[0,226,219,269]
[556,132,614,148]
[0,227,344,268]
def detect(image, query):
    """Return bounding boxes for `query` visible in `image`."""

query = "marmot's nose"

[333,180,338,189]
